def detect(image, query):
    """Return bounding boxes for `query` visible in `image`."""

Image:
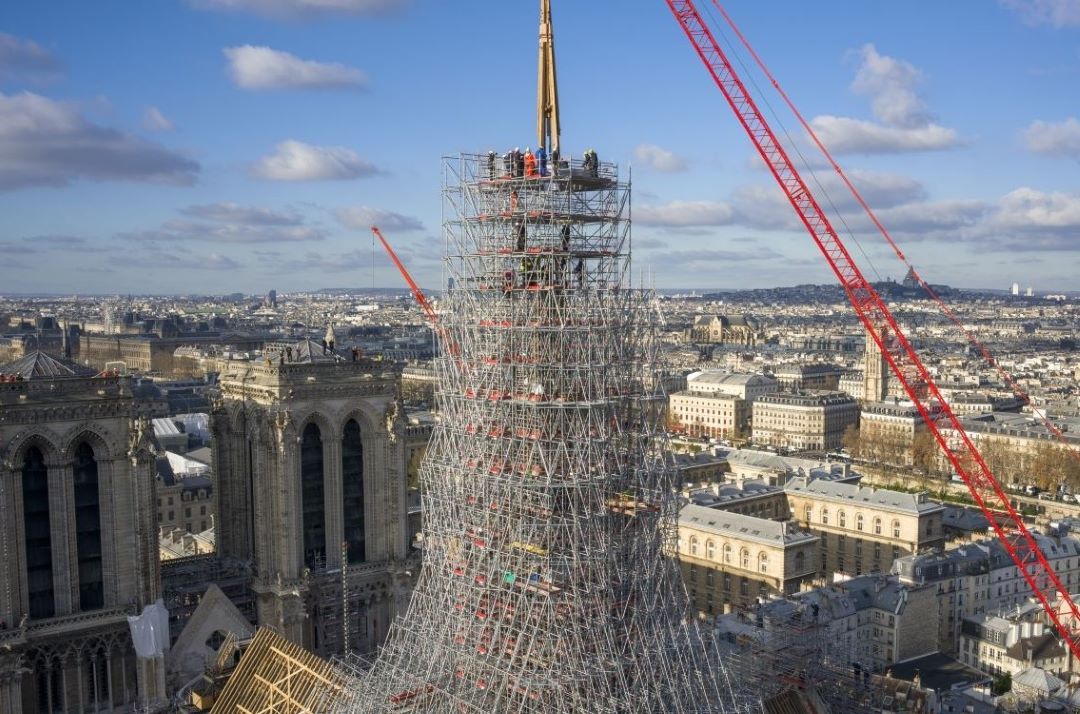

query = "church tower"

[210,339,411,656]
[0,353,164,713]
[863,326,889,403]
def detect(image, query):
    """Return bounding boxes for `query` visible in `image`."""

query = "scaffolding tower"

[330,153,756,712]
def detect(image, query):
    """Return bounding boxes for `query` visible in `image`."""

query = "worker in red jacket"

[524,148,537,178]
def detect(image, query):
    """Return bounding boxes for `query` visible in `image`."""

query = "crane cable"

[699,0,883,283]
[708,0,1080,463]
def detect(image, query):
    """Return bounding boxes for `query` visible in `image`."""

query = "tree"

[841,424,861,459]
[1030,443,1080,493]
[912,430,945,479]
[991,671,1011,696]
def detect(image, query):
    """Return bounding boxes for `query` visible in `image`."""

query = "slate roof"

[679,503,817,547]
[0,351,95,379]
[785,477,944,516]
[1006,632,1066,664]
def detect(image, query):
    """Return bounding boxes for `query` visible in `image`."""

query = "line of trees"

[843,423,1080,493]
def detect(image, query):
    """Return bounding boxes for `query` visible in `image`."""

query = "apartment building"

[685,371,778,401]
[757,574,939,673]
[752,391,859,452]
[772,363,843,392]
[959,614,1067,678]
[669,390,749,439]
[894,531,1080,654]
[858,400,941,467]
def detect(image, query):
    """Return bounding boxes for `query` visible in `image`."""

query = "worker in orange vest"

[524,148,537,178]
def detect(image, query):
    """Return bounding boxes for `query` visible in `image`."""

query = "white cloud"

[854,200,988,237]
[0,32,61,80]
[1023,118,1080,159]
[1001,0,1080,27]
[251,139,378,181]
[224,45,366,90]
[810,45,963,154]
[850,44,928,128]
[180,202,303,226]
[192,0,406,19]
[635,200,735,228]
[122,219,324,244]
[633,144,687,172]
[810,115,962,154]
[122,202,325,244]
[991,187,1080,230]
[0,91,198,191]
[337,206,424,231]
[143,106,175,132]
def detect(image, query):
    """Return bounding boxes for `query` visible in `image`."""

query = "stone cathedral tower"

[0,353,164,713]
[210,339,412,656]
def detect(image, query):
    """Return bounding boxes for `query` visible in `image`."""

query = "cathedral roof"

[0,351,96,380]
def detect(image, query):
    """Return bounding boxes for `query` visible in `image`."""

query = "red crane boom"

[372,226,438,325]
[665,0,1080,659]
[371,226,463,364]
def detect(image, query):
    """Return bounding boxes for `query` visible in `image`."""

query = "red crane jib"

[666,0,1080,660]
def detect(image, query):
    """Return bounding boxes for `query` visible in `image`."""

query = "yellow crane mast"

[536,0,560,158]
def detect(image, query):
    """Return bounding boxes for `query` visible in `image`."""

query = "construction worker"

[583,149,599,178]
[503,151,512,177]
[556,224,570,278]
[487,151,497,180]
[515,222,526,252]
[524,148,537,178]
[537,147,547,176]
[512,148,524,178]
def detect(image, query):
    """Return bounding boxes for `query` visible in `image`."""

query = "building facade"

[858,401,941,468]
[668,390,748,439]
[684,371,778,401]
[0,353,165,713]
[772,364,843,392]
[210,340,412,657]
[785,477,946,577]
[894,532,1080,655]
[752,391,859,452]
[678,505,819,616]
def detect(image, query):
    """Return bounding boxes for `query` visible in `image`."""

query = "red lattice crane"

[372,226,437,325]
[371,226,463,364]
[665,0,1080,660]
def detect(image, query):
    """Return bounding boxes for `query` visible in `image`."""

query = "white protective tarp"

[128,599,170,658]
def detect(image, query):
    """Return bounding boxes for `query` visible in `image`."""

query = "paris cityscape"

[2,1,1080,713]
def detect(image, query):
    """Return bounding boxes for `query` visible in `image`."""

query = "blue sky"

[1,0,1078,295]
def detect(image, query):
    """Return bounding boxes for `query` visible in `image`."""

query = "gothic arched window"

[73,442,103,611]
[342,419,365,564]
[301,423,326,569]
[22,446,54,619]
